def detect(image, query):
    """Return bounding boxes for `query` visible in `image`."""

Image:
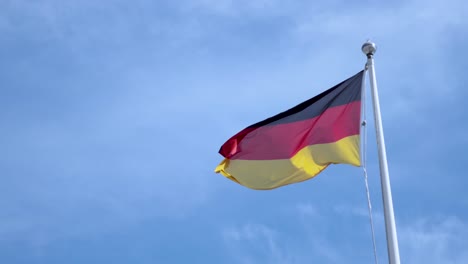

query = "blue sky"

[1,0,468,263]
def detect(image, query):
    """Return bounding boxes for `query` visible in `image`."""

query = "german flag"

[215,71,364,190]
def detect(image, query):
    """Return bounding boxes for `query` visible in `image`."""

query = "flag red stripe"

[221,101,361,160]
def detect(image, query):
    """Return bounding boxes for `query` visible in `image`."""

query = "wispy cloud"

[333,204,369,217]
[400,216,468,263]
[222,223,293,264]
[179,0,286,16]
[296,203,318,218]
[0,0,221,249]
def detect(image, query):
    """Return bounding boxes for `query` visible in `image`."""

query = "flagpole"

[362,41,401,264]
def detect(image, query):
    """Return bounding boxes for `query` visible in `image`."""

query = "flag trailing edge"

[215,71,364,190]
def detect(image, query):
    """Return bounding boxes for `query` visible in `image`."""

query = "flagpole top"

[362,41,377,57]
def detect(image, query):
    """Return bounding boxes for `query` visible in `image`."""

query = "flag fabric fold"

[215,71,364,190]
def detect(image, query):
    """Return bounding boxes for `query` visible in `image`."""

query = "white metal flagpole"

[361,41,401,264]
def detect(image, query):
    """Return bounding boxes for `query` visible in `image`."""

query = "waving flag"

[215,71,364,190]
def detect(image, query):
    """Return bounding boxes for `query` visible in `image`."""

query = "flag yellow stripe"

[215,135,360,190]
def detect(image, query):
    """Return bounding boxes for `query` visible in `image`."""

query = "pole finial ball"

[362,41,377,56]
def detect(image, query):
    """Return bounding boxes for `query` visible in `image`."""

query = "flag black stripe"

[248,70,363,128]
